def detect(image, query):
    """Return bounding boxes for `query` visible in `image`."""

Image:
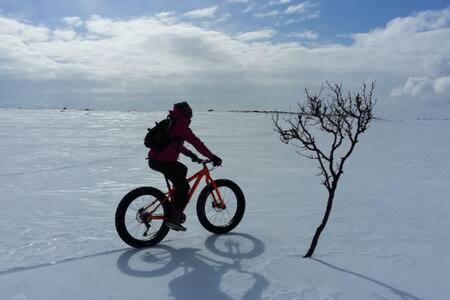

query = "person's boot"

[165,208,187,231]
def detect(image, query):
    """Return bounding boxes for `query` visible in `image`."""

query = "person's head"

[173,101,193,119]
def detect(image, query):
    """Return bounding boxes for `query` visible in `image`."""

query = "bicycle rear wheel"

[115,187,170,248]
[197,179,245,234]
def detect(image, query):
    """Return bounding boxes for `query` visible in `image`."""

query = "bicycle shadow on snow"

[117,233,269,300]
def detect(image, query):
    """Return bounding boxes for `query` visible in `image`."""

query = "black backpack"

[144,116,173,150]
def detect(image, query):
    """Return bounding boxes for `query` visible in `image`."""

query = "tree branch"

[273,81,376,258]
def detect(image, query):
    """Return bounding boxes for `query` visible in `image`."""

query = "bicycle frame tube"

[150,165,225,220]
[187,166,225,207]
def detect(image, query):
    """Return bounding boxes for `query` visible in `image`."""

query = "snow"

[1,108,449,300]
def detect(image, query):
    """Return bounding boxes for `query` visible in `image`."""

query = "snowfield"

[1,108,449,300]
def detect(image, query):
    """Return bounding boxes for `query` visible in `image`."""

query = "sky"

[0,0,449,118]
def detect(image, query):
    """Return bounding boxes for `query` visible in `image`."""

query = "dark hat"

[174,101,193,119]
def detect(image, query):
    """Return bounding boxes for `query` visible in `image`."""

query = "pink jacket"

[148,108,214,161]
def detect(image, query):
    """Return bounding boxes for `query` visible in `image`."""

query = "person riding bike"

[148,101,222,232]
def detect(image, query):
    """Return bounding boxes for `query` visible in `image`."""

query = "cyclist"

[148,101,222,232]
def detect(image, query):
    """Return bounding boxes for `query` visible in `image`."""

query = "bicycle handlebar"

[193,158,223,168]
[194,158,212,165]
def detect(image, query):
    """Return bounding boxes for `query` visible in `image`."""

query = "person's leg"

[165,161,190,213]
[148,159,190,228]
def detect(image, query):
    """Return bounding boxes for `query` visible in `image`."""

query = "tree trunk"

[303,189,335,258]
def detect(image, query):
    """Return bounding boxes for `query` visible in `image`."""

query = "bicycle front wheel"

[115,187,170,248]
[197,179,245,234]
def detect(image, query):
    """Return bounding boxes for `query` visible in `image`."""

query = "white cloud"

[434,76,450,94]
[63,17,83,27]
[242,5,255,14]
[284,19,300,25]
[285,2,309,14]
[391,77,434,98]
[155,11,172,18]
[184,6,218,19]
[84,15,117,37]
[0,7,449,115]
[154,11,175,19]
[254,10,280,18]
[269,0,292,6]
[287,30,318,40]
[391,76,450,103]
[235,29,277,41]
[227,0,249,3]
[52,29,77,41]
[0,17,49,42]
[352,8,450,47]
[284,1,320,19]
[217,13,232,23]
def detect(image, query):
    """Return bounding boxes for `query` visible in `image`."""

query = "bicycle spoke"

[225,208,232,220]
[122,194,166,241]
[131,222,141,235]
[221,212,226,225]
[212,209,220,222]
[200,182,243,230]
[126,218,136,226]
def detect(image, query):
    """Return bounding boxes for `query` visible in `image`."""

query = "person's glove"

[189,153,200,163]
[211,155,222,167]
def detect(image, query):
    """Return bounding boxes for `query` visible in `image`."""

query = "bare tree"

[273,82,376,258]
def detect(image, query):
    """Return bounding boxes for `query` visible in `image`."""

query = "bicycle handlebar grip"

[193,158,207,164]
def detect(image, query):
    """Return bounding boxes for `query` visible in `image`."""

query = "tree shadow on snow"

[117,233,269,300]
[313,259,423,300]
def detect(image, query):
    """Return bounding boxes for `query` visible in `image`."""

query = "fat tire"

[115,187,170,248]
[197,179,245,234]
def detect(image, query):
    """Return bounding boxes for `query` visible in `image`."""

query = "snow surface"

[1,108,449,300]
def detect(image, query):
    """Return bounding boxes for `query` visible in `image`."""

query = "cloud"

[235,29,277,41]
[63,17,83,27]
[257,0,303,17]
[227,0,249,3]
[285,2,309,14]
[391,76,450,104]
[0,17,49,42]
[254,10,280,18]
[242,6,254,13]
[284,1,320,19]
[52,29,77,41]
[286,31,318,40]
[0,7,449,115]
[269,0,292,6]
[155,11,174,18]
[154,11,176,21]
[391,77,434,98]
[435,76,450,94]
[184,6,218,19]
[216,13,231,23]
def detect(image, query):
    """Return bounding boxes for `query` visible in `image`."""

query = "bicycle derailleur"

[137,208,152,236]
[137,208,187,237]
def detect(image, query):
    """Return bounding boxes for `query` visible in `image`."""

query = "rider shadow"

[117,233,269,300]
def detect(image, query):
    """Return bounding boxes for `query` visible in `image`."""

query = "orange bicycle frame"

[151,164,225,220]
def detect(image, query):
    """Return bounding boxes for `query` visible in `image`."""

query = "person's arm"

[180,145,194,157]
[181,145,199,161]
[182,127,214,160]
